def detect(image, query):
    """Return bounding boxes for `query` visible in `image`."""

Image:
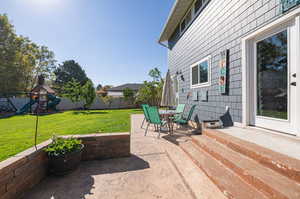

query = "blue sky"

[0,0,173,87]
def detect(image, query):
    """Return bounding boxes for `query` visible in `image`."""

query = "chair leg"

[145,123,150,136]
[141,117,145,128]
[158,125,161,138]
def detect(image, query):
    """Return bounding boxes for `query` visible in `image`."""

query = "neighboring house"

[159,0,300,136]
[107,83,143,98]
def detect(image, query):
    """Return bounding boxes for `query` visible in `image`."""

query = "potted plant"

[44,136,84,175]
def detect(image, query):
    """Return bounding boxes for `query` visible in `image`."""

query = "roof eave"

[158,0,193,43]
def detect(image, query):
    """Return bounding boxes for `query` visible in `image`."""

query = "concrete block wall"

[0,133,130,199]
[168,0,285,123]
[63,133,131,161]
[0,141,50,199]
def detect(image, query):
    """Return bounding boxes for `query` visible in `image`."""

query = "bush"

[135,67,164,106]
[123,87,135,103]
[45,136,83,157]
[62,78,96,109]
[82,80,96,109]
[101,95,114,108]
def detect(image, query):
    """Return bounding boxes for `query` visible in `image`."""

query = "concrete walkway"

[220,126,300,160]
[24,114,224,199]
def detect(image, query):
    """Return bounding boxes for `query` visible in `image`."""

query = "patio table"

[159,110,177,134]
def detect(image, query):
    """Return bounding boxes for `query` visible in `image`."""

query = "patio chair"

[145,106,166,138]
[173,104,186,120]
[141,104,150,128]
[174,105,196,126]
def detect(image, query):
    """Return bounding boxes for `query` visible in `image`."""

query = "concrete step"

[179,141,268,199]
[203,128,300,183]
[192,135,300,199]
[163,141,227,199]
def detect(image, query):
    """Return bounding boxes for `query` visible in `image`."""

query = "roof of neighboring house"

[96,90,107,94]
[158,0,193,43]
[107,83,143,92]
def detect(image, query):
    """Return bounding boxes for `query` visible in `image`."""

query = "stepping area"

[24,114,300,199]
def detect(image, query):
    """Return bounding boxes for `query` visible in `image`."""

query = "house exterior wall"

[167,0,287,123]
[107,91,124,97]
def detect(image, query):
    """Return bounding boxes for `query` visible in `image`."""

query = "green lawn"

[0,109,141,162]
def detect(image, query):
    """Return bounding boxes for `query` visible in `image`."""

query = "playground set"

[0,75,61,117]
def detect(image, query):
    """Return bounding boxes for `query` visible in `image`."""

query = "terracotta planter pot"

[48,144,84,176]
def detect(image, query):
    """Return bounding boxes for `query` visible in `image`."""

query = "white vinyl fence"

[1,97,136,111]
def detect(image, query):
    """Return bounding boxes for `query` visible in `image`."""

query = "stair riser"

[179,145,235,199]
[192,139,288,199]
[203,129,300,183]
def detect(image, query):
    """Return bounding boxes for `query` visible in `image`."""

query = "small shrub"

[45,136,83,157]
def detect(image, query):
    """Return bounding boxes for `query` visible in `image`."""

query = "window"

[190,56,211,88]
[180,8,193,33]
[185,10,192,25]
[180,19,186,32]
[194,0,203,14]
[170,0,210,44]
[199,61,208,83]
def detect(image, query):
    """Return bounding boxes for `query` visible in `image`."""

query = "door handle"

[291,82,297,86]
[292,73,296,78]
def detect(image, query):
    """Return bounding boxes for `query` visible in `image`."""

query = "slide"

[16,99,37,115]
[47,94,61,111]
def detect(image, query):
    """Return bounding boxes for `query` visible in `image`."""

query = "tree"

[148,67,162,81]
[0,14,56,93]
[54,60,88,94]
[102,96,114,108]
[96,84,102,91]
[62,78,96,109]
[81,80,96,109]
[135,81,163,106]
[62,78,82,104]
[30,45,56,89]
[136,68,164,106]
[123,87,135,103]
[0,14,19,93]
[98,85,113,97]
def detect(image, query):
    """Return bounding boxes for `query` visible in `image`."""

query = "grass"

[257,110,287,120]
[0,109,141,162]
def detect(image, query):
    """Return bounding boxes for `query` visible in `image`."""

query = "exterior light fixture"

[176,70,185,81]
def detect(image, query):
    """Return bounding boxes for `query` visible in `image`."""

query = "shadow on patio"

[24,155,150,199]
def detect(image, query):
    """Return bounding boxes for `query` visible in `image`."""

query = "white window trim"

[190,55,211,89]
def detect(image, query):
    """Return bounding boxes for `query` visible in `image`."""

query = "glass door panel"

[256,30,288,120]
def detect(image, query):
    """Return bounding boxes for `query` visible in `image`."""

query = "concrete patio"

[23,114,223,199]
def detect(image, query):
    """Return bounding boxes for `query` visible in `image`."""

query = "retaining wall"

[0,133,130,199]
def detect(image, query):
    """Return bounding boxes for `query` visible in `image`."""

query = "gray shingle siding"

[167,0,286,123]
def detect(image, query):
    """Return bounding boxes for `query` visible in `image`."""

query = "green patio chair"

[141,104,150,128]
[145,106,166,138]
[174,105,196,126]
[173,104,186,120]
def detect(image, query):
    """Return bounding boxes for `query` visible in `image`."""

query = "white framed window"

[190,56,211,88]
